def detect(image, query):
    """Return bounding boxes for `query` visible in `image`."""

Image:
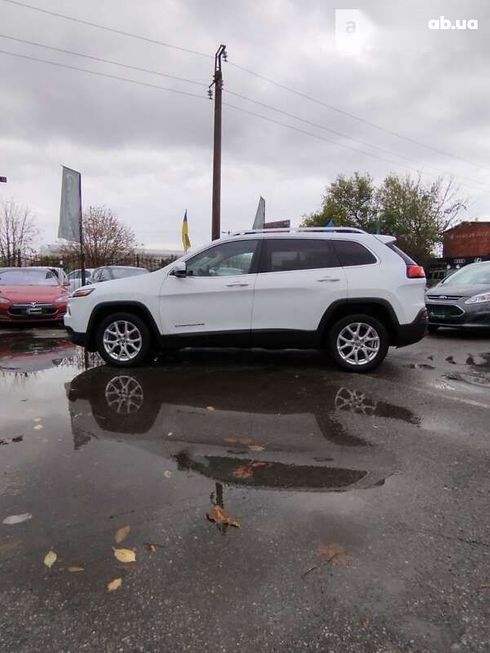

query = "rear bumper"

[394,308,428,347]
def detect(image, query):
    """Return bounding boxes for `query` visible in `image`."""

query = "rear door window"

[332,241,377,266]
[260,239,340,273]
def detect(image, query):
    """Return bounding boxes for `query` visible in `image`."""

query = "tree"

[60,206,137,267]
[302,173,378,231]
[377,175,466,266]
[302,172,466,266]
[0,199,39,266]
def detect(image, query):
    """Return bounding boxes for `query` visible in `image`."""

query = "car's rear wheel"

[427,325,439,335]
[96,312,152,367]
[328,314,389,373]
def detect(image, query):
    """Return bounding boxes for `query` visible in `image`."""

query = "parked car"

[67,268,95,292]
[91,266,149,283]
[426,260,490,333]
[64,227,427,372]
[0,267,70,323]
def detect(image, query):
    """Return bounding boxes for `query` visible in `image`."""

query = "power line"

[1,0,212,59]
[3,31,486,189]
[0,34,207,87]
[0,48,208,101]
[4,0,487,175]
[224,102,490,193]
[228,60,489,172]
[225,89,490,190]
[1,47,487,192]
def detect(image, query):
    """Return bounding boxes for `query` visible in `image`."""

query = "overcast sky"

[1,0,490,250]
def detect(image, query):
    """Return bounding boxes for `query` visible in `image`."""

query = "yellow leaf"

[107,577,122,592]
[33,425,43,430]
[206,406,215,411]
[248,444,265,452]
[318,543,351,567]
[68,565,84,573]
[146,543,158,552]
[207,505,240,528]
[44,549,57,568]
[114,525,130,544]
[113,547,136,563]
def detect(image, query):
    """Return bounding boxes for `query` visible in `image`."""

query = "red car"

[0,267,70,324]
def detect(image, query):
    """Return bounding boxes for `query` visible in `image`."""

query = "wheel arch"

[318,299,400,345]
[86,302,161,351]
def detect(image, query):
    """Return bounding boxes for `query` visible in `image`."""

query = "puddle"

[403,363,435,370]
[466,352,490,368]
[444,371,490,388]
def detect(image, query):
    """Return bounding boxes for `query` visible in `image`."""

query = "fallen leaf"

[33,425,43,430]
[44,549,57,568]
[232,461,270,479]
[2,512,32,525]
[163,470,172,479]
[68,566,84,573]
[318,543,351,567]
[107,577,122,592]
[207,504,240,528]
[113,547,136,563]
[206,406,215,411]
[224,437,238,444]
[114,525,130,544]
[248,444,265,452]
[146,543,158,552]
[33,418,42,422]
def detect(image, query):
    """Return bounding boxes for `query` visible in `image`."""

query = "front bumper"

[65,326,89,347]
[426,301,490,328]
[394,308,428,347]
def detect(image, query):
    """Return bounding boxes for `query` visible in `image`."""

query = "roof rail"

[230,226,367,236]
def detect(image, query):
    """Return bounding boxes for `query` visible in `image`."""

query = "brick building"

[443,221,490,262]
[428,220,490,285]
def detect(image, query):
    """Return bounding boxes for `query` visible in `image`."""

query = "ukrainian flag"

[181,210,191,251]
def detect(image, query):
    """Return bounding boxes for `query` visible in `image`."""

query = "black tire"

[96,312,153,367]
[427,325,439,335]
[327,314,389,373]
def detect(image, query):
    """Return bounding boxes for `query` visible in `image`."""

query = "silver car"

[425,261,490,333]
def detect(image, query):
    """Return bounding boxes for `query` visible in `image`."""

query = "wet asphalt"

[0,327,489,653]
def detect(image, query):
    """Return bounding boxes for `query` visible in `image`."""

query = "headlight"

[465,293,490,305]
[71,287,95,298]
[0,296,10,304]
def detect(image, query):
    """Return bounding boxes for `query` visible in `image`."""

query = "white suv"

[64,228,428,372]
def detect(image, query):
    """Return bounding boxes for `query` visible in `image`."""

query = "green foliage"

[302,172,466,265]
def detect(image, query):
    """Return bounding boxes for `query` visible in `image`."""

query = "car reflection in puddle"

[67,366,420,494]
[0,334,78,373]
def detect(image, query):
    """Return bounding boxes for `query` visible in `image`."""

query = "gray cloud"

[1,0,490,250]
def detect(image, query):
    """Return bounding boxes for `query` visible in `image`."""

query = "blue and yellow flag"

[181,210,191,251]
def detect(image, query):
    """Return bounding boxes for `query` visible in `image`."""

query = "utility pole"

[209,44,227,241]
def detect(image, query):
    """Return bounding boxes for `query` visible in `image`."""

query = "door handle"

[226,282,249,287]
[317,277,340,282]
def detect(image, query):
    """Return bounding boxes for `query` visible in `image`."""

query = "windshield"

[0,269,60,286]
[111,268,148,279]
[441,263,490,286]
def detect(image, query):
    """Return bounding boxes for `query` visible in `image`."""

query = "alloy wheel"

[102,320,143,362]
[336,322,381,367]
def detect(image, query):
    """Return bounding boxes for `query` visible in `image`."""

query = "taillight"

[406,264,425,278]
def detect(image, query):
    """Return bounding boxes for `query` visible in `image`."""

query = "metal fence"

[3,252,178,273]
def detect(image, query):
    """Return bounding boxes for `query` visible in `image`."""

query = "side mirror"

[170,261,187,278]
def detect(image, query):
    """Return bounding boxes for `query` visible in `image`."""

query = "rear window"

[386,243,416,265]
[333,241,377,266]
[260,239,339,272]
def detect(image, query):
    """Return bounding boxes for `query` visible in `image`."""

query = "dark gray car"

[425,261,490,333]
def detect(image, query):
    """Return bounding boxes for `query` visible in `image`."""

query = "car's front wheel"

[96,312,153,367]
[328,314,389,372]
